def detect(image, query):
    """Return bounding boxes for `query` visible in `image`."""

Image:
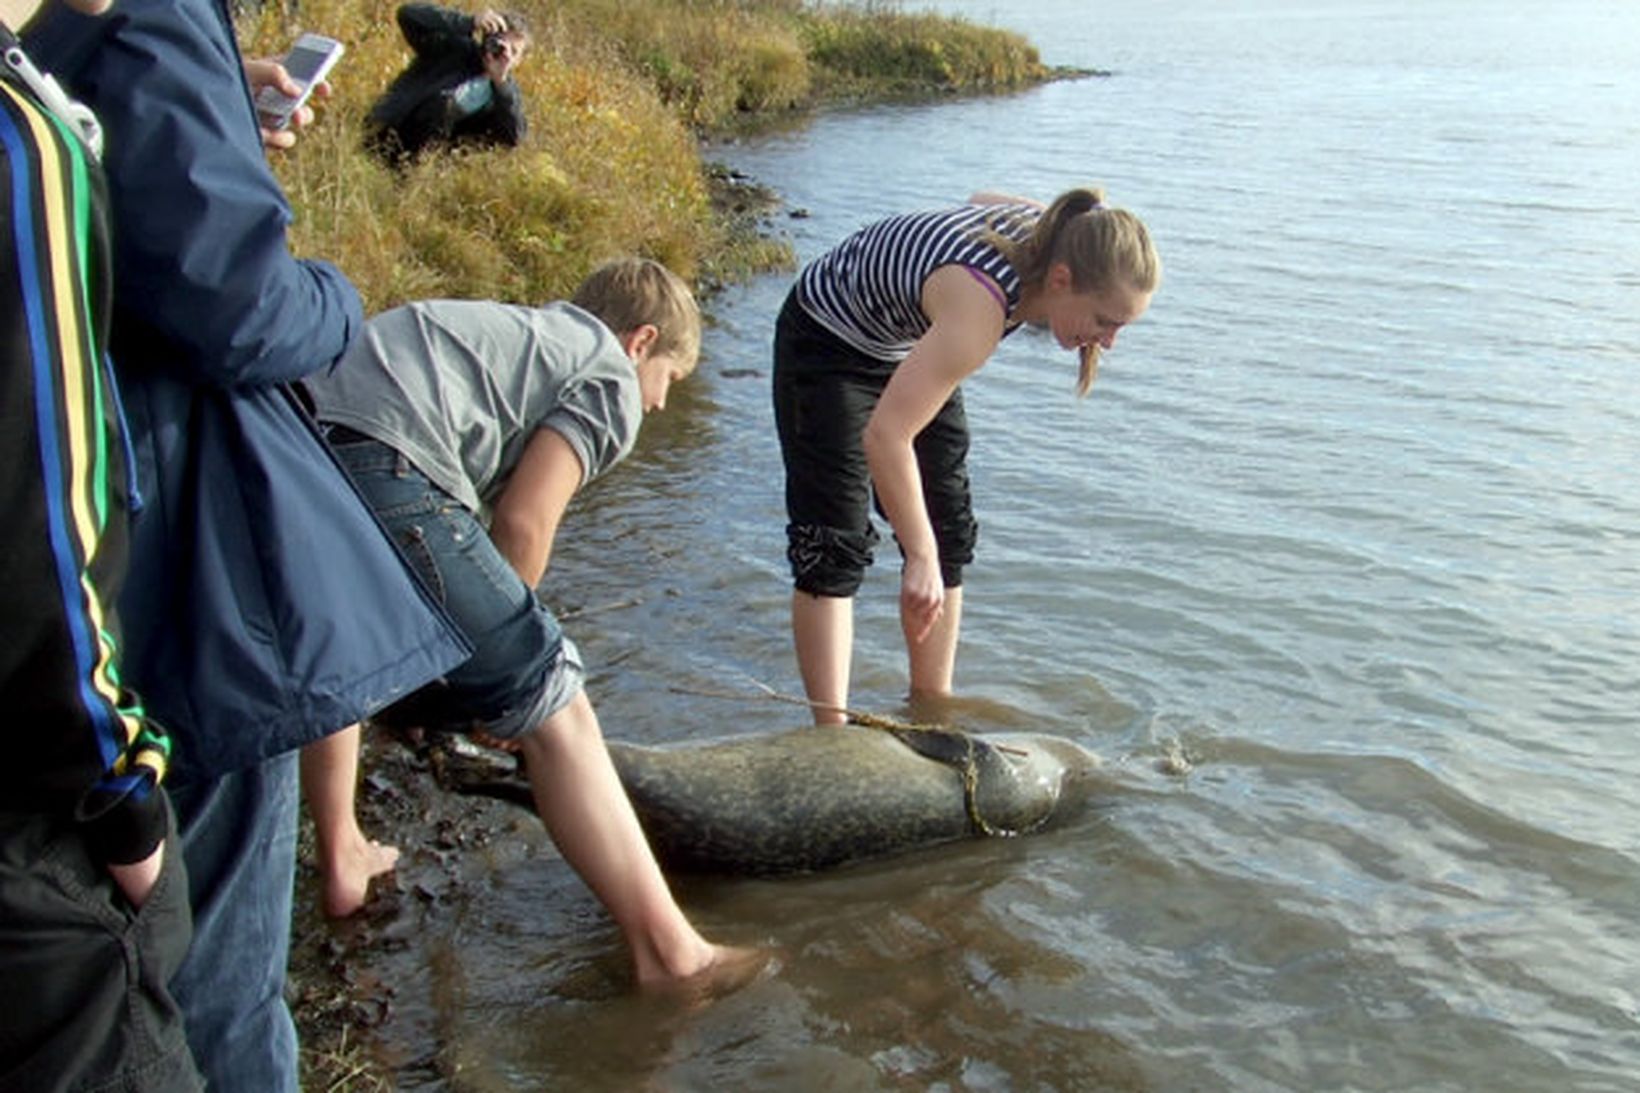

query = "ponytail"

[984,185,1161,397]
[990,187,1105,286]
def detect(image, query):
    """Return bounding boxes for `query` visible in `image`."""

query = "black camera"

[482,32,507,58]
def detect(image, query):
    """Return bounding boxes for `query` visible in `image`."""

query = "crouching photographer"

[365,3,530,165]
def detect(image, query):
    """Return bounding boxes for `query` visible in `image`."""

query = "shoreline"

[290,726,534,1090]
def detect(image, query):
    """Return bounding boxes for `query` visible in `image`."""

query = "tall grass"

[799,6,1049,96]
[238,0,1052,312]
[239,0,713,311]
[234,1,1049,310]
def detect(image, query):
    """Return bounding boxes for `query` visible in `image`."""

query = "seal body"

[606,726,1100,875]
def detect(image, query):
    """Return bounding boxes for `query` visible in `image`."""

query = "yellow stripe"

[6,87,95,543]
[133,747,169,784]
[4,84,146,754]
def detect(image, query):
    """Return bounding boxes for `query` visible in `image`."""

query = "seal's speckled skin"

[606,726,1101,875]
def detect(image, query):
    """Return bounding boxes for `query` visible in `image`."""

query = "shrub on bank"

[798,6,1049,97]
[239,0,712,312]
[239,0,1054,313]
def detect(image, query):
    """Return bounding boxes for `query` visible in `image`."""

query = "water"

[365,1,1640,1087]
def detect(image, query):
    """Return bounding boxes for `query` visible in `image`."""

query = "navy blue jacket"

[26,0,471,780]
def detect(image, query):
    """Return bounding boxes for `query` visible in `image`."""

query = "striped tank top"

[795,202,1038,364]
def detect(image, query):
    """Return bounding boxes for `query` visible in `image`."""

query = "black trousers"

[0,799,201,1092]
[772,289,978,598]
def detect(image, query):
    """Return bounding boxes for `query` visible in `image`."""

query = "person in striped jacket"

[0,2,201,1088]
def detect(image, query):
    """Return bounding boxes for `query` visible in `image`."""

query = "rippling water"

[368,1,1640,1087]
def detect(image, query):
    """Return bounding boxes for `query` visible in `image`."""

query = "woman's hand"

[866,265,1004,646]
[900,554,946,644]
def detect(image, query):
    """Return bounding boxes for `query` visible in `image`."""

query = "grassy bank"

[237,0,1058,312]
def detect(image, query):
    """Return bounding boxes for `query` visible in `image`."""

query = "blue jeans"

[168,753,300,1093]
[331,435,583,739]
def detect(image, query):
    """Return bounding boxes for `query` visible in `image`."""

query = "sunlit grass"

[239,0,713,311]
[238,0,1051,312]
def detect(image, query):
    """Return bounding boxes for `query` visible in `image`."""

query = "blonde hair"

[570,257,701,375]
[985,187,1161,396]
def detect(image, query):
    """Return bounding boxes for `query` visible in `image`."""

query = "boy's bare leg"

[299,724,401,918]
[516,691,761,990]
[792,590,853,724]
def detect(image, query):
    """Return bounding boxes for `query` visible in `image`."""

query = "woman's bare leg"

[792,590,853,725]
[905,585,963,702]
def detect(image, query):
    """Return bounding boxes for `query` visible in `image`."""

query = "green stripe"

[62,114,109,531]
[36,107,147,732]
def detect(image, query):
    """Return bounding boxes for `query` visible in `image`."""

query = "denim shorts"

[331,434,584,739]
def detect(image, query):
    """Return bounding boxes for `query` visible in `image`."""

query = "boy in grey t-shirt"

[300,258,761,992]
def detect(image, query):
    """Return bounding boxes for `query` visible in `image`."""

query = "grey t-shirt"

[306,299,642,517]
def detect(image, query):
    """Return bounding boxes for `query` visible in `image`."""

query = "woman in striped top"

[773,187,1160,724]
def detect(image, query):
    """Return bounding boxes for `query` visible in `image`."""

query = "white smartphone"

[255,32,344,131]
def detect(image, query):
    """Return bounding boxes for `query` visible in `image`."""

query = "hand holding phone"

[254,32,344,132]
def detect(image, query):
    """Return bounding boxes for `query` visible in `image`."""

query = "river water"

[368,0,1640,1088]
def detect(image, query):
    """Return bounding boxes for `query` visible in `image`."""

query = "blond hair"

[570,257,701,375]
[985,187,1161,396]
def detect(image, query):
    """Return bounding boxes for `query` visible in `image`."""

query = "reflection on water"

[359,0,1640,1087]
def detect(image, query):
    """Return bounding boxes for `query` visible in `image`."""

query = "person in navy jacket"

[25,2,471,1089]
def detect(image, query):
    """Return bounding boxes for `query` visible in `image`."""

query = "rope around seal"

[669,679,1032,839]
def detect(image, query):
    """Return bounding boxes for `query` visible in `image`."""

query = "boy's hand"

[482,36,521,83]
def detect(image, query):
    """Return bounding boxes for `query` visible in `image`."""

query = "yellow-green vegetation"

[238,0,1052,313]
[239,0,714,311]
[796,4,1052,99]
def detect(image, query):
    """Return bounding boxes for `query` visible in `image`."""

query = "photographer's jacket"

[366,3,527,161]
[25,0,471,781]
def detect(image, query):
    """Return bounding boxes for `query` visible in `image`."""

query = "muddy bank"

[289,726,546,1090]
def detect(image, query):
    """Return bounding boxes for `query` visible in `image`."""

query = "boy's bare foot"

[320,836,401,918]
[638,944,774,1007]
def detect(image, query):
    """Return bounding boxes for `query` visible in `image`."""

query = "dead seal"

[429,724,1100,876]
